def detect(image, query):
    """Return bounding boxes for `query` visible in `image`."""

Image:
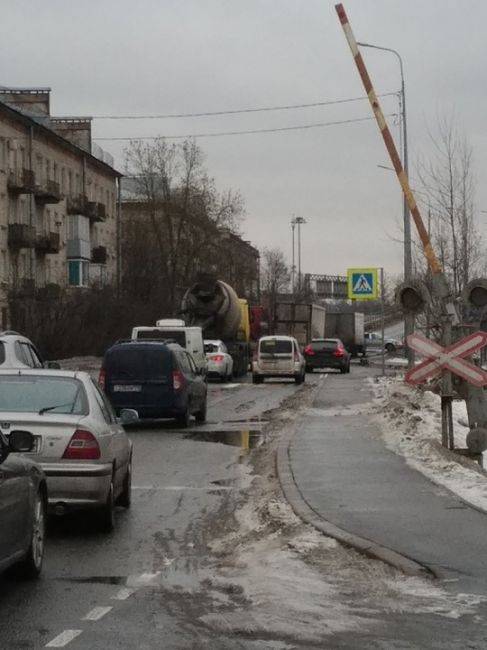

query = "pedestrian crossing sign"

[347,268,378,300]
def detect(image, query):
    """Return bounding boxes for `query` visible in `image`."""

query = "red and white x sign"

[405,331,487,386]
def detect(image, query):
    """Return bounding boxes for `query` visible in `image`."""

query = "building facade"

[0,88,121,329]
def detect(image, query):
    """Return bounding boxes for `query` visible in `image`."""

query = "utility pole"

[294,216,306,294]
[291,217,296,294]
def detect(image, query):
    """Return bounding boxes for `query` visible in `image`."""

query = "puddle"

[185,429,265,450]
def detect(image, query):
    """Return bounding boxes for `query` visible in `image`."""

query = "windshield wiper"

[39,403,73,415]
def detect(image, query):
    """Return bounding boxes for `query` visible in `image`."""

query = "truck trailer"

[324,312,365,356]
[273,303,326,348]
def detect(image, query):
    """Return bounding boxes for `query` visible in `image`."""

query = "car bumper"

[41,462,112,511]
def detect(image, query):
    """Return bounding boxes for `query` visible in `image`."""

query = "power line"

[93,114,397,141]
[92,92,397,120]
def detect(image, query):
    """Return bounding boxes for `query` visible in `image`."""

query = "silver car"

[0,369,137,532]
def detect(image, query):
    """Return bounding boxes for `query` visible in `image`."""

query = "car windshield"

[312,340,339,351]
[0,342,5,365]
[204,343,219,353]
[0,376,88,414]
[260,339,292,354]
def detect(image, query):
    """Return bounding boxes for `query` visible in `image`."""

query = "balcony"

[86,201,106,223]
[9,278,36,298]
[7,168,36,194]
[91,245,107,264]
[66,194,88,215]
[35,231,61,255]
[35,179,62,204]
[8,224,35,248]
[36,282,62,300]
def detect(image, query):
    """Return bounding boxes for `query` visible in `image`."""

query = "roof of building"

[0,98,122,178]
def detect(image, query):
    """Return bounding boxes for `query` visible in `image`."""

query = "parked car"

[0,369,136,532]
[252,335,306,384]
[204,339,234,381]
[0,331,60,370]
[100,340,207,427]
[304,338,351,374]
[364,331,403,354]
[0,429,47,578]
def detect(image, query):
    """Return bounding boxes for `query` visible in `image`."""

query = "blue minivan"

[100,341,207,427]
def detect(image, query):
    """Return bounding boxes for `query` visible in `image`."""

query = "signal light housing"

[463,278,487,308]
[395,280,431,315]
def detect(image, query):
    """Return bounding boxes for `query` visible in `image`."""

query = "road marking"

[82,606,112,621]
[126,571,162,588]
[112,587,135,600]
[45,630,82,647]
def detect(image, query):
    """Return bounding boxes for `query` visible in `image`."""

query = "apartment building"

[0,88,121,328]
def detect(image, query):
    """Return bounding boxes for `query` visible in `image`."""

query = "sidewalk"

[280,367,487,593]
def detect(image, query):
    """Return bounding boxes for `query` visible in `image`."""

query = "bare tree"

[123,138,244,312]
[261,247,290,325]
[416,115,482,296]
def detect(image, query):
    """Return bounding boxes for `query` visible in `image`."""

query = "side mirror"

[45,361,61,369]
[9,430,35,453]
[119,409,139,425]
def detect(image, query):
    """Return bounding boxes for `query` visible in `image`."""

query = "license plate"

[113,385,142,392]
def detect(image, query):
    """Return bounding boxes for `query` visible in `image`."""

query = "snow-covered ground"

[369,376,487,512]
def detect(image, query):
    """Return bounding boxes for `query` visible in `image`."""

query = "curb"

[275,381,436,579]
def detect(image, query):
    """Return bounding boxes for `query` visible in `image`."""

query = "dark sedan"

[0,430,47,578]
[304,338,351,374]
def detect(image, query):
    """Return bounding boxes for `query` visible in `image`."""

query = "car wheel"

[117,455,132,509]
[194,397,207,422]
[385,343,396,353]
[294,373,303,385]
[99,479,116,533]
[340,365,347,374]
[252,374,263,384]
[18,490,46,578]
[305,365,313,373]
[347,362,351,373]
[176,404,191,428]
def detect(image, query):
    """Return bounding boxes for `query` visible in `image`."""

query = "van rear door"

[259,338,294,373]
[104,346,174,415]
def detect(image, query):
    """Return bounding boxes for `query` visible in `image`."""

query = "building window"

[68,259,89,287]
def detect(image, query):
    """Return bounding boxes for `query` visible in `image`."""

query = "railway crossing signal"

[405,331,487,387]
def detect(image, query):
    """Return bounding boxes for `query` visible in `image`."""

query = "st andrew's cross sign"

[405,331,487,387]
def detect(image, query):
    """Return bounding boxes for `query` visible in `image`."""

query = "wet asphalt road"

[0,376,307,649]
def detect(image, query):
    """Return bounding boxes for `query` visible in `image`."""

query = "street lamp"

[293,216,306,294]
[357,41,413,366]
[291,217,296,293]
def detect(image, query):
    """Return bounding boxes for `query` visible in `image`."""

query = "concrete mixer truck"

[180,274,250,377]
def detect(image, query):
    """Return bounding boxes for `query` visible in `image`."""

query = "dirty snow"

[204,495,487,643]
[369,376,487,512]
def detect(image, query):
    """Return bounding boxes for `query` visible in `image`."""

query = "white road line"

[82,606,113,621]
[112,587,136,601]
[45,630,82,647]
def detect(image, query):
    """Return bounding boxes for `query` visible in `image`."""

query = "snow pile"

[370,376,487,512]
[203,496,487,642]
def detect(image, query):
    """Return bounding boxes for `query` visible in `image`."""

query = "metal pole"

[297,221,301,294]
[291,219,296,294]
[355,40,414,366]
[380,267,385,376]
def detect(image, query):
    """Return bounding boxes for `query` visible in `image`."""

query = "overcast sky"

[3,0,486,279]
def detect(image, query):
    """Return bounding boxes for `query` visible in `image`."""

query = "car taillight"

[303,345,314,356]
[63,430,101,460]
[333,346,345,357]
[173,369,184,390]
[98,368,106,390]
[294,350,300,362]
[210,354,225,362]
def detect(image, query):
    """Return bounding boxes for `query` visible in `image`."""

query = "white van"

[131,319,207,375]
[252,335,306,385]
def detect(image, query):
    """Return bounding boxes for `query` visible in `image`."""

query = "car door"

[184,352,206,410]
[0,443,30,562]
[90,380,128,496]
